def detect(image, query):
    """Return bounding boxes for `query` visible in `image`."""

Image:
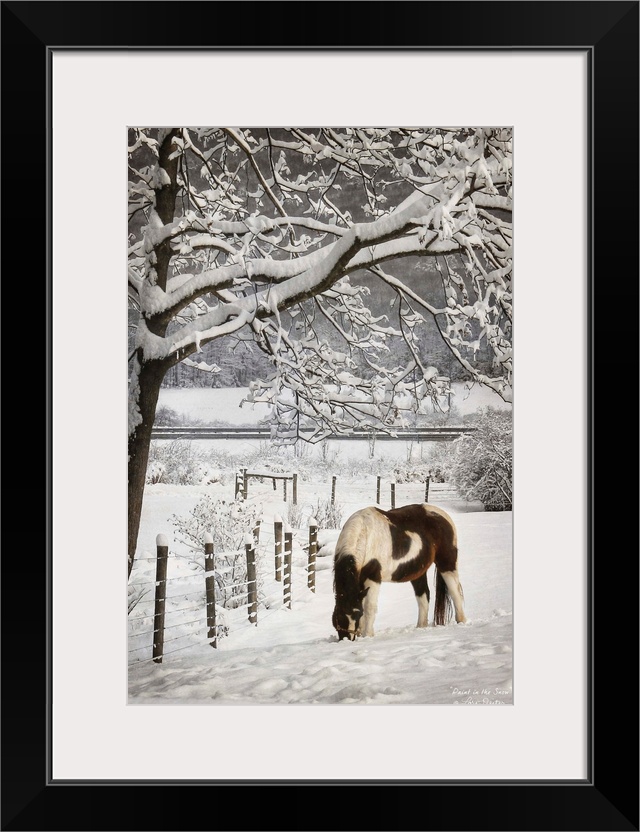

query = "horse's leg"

[360,579,380,637]
[411,573,430,628]
[440,569,467,623]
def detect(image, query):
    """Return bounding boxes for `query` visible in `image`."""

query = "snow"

[129,470,512,705]
[156,381,510,426]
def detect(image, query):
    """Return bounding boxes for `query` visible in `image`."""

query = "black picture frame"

[2,2,638,830]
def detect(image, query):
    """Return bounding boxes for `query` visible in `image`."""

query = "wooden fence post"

[376,476,381,504]
[424,476,430,503]
[274,514,283,582]
[242,468,248,500]
[204,532,217,648]
[152,534,169,663]
[307,518,318,593]
[292,473,298,506]
[283,478,288,502]
[390,482,396,509]
[245,533,258,625]
[331,476,337,505]
[284,523,293,609]
[253,518,261,545]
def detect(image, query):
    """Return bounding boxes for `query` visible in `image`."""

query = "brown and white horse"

[332,503,466,640]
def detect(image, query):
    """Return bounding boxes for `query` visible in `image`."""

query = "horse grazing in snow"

[332,503,466,641]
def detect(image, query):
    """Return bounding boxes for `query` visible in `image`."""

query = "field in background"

[157,381,511,426]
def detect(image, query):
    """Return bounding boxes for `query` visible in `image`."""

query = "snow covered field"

[157,381,511,426]
[128,474,512,705]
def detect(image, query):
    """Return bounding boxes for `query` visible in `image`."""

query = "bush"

[447,407,512,510]
[146,440,228,486]
[284,495,344,530]
[146,440,208,485]
[419,443,455,483]
[312,498,344,530]
[170,496,263,609]
[154,405,206,427]
[391,460,433,484]
[285,500,307,530]
[171,494,261,553]
[154,405,183,426]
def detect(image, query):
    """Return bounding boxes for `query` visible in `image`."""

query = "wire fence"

[128,518,321,666]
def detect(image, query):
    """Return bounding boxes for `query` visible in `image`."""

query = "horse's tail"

[433,566,454,625]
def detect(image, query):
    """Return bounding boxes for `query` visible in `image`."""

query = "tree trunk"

[128,358,167,578]
[128,130,181,577]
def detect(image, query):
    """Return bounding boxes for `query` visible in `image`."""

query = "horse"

[332,503,466,641]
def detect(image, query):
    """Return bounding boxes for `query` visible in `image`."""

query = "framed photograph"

[3,1,637,830]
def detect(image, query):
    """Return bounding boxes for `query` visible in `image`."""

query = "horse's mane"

[333,554,361,609]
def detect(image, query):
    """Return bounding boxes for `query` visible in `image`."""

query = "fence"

[235,468,298,503]
[128,518,320,667]
[234,471,435,510]
[374,475,433,508]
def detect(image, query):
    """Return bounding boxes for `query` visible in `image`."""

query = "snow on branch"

[128,267,143,294]
[128,127,513,419]
[135,304,253,362]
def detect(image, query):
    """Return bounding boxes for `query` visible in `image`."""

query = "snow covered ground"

[128,474,512,705]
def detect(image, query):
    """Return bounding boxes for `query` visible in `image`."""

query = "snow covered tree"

[128,127,512,574]
[448,408,513,510]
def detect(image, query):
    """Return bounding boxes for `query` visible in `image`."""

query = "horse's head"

[333,551,369,641]
[332,586,368,641]
[332,604,362,641]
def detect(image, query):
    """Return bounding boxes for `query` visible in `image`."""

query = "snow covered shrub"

[146,461,166,485]
[146,440,209,485]
[392,448,458,484]
[199,468,225,486]
[392,461,434,484]
[170,496,263,609]
[285,500,306,530]
[420,444,454,483]
[312,498,344,530]
[154,405,182,426]
[448,408,512,510]
[146,440,226,486]
[154,404,206,427]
